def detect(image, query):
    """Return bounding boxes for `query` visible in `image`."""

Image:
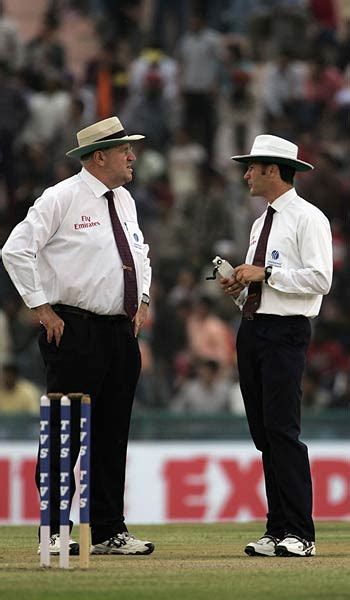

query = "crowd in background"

[0,0,349,415]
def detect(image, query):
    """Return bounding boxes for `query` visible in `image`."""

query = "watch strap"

[264,266,272,284]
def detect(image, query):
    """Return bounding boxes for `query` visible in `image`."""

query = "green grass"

[0,522,349,600]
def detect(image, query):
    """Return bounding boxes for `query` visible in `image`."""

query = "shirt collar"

[269,187,296,213]
[79,167,111,198]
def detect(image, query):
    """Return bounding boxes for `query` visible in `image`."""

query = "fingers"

[133,314,143,338]
[219,273,245,296]
[46,327,53,344]
[219,275,235,288]
[224,283,245,297]
[36,304,65,347]
[234,265,247,284]
[45,318,65,346]
[133,320,139,338]
[236,264,265,283]
[53,324,65,347]
[235,272,247,285]
[134,303,148,337]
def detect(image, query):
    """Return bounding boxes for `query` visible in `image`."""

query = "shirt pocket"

[124,221,144,254]
[266,237,286,269]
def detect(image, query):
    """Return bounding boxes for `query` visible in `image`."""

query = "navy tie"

[243,205,275,318]
[105,191,138,320]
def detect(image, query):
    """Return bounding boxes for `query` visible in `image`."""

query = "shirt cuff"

[267,266,275,286]
[22,291,48,309]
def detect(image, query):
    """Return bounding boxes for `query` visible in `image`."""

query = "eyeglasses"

[119,144,134,156]
[104,145,134,157]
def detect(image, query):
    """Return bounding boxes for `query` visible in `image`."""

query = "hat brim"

[231,154,314,172]
[66,135,145,159]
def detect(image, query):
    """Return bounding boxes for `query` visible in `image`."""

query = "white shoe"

[37,533,79,555]
[276,535,316,557]
[91,532,154,555]
[245,534,280,557]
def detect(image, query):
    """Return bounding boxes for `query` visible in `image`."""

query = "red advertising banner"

[0,442,349,524]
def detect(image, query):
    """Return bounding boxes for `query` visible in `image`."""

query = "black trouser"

[236,314,315,541]
[35,307,141,544]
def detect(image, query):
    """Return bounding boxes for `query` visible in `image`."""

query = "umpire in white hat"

[220,135,333,557]
[2,116,154,556]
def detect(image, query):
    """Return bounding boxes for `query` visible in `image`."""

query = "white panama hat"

[231,134,314,172]
[66,116,145,159]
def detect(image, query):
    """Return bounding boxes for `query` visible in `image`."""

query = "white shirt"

[178,28,220,92]
[1,168,152,316]
[236,188,333,317]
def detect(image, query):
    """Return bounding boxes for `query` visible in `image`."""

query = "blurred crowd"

[0,0,349,416]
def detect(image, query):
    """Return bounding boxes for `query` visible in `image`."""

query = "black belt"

[52,304,129,321]
[242,313,307,321]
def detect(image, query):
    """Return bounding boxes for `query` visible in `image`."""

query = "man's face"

[243,162,269,196]
[101,144,136,188]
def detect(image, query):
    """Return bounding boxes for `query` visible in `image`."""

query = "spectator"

[0,62,29,211]
[20,71,71,149]
[168,268,200,307]
[122,64,171,150]
[0,0,23,70]
[25,11,66,76]
[171,359,232,413]
[1,295,44,387]
[128,40,179,106]
[309,0,339,50]
[181,166,235,265]
[0,363,40,414]
[56,96,90,159]
[167,128,206,207]
[186,295,236,374]
[299,56,343,131]
[176,12,221,157]
[0,306,11,367]
[85,40,131,120]
[301,367,332,410]
[260,49,307,134]
[307,323,349,392]
[217,38,257,158]
[297,149,349,222]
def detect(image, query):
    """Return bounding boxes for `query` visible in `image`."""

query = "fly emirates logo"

[74,215,101,230]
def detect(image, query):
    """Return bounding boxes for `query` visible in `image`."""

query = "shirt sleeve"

[127,189,152,296]
[268,211,333,295]
[1,189,62,308]
[142,240,152,296]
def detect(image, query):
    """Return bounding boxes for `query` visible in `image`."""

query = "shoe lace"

[108,534,128,548]
[283,534,305,544]
[49,534,59,545]
[260,535,279,544]
[119,532,134,541]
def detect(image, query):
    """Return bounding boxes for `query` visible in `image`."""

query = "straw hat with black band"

[66,116,145,160]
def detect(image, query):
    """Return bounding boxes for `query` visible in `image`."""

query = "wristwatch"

[141,293,150,306]
[264,266,273,284]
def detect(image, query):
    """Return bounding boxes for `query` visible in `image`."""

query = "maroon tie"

[105,191,138,319]
[243,205,275,318]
